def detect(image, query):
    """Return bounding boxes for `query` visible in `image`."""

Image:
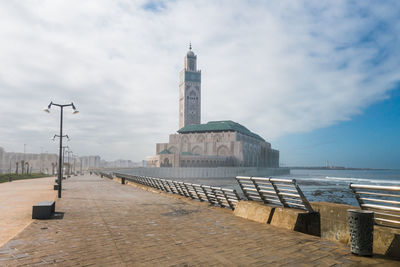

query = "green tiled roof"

[181,151,193,155]
[158,149,172,154]
[178,120,265,141]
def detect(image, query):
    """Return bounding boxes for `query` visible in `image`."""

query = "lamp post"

[67,150,73,177]
[73,154,77,175]
[44,102,78,198]
[61,145,69,179]
[54,137,69,178]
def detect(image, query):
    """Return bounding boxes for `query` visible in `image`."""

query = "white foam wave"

[294,176,400,185]
[324,176,400,185]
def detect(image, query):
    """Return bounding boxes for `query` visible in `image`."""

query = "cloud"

[0,0,399,161]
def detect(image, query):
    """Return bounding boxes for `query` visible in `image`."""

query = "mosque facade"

[147,47,280,168]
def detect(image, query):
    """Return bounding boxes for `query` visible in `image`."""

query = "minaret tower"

[179,44,201,129]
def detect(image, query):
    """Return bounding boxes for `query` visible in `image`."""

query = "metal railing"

[350,183,400,228]
[236,176,313,212]
[99,171,113,179]
[114,173,240,210]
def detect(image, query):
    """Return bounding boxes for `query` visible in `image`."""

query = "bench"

[350,184,400,228]
[32,201,55,219]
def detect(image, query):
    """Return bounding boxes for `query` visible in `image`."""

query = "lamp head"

[71,103,79,114]
[44,102,52,113]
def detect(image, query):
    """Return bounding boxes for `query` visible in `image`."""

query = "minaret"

[179,44,201,129]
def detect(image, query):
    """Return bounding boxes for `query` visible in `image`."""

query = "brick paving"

[0,175,398,266]
[0,177,56,247]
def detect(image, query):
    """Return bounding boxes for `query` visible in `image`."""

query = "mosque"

[146,46,280,168]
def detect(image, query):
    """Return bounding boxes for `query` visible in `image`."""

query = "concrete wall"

[234,200,400,259]
[311,202,400,259]
[118,167,290,178]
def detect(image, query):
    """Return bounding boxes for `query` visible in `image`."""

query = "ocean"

[117,168,400,206]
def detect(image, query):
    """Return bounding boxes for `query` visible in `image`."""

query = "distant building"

[99,159,139,168]
[0,146,58,174]
[79,155,101,170]
[147,46,279,168]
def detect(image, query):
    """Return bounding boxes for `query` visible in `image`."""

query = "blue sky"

[275,86,400,169]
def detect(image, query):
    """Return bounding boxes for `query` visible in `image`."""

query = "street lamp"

[67,150,73,177]
[52,134,69,142]
[44,102,79,198]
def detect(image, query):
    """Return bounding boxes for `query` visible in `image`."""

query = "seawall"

[234,200,400,259]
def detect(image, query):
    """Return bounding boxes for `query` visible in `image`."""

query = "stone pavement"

[0,177,56,247]
[0,175,398,266]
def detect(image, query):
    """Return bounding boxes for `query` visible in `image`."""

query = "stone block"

[270,207,318,235]
[374,226,400,259]
[234,201,320,236]
[234,201,274,223]
[310,202,354,244]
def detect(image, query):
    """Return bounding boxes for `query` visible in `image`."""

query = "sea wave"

[324,176,400,185]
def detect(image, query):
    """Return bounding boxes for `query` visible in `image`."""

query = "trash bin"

[347,209,374,256]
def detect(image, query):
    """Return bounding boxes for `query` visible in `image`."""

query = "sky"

[0,1,399,168]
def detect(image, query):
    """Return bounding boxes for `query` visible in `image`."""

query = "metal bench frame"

[99,172,114,179]
[350,183,400,228]
[236,176,313,212]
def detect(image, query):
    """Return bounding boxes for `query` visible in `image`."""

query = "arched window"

[197,135,205,143]
[217,145,229,156]
[191,146,202,155]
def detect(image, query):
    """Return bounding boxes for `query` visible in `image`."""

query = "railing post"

[201,186,212,204]
[172,181,180,195]
[293,179,313,212]
[193,186,203,201]
[233,189,241,201]
[156,179,166,191]
[349,183,364,209]
[162,180,171,192]
[236,177,251,200]
[149,177,158,188]
[270,179,289,208]
[222,190,234,210]
[212,187,223,207]
[178,182,189,197]
[167,181,174,193]
[251,177,268,204]
[183,183,195,199]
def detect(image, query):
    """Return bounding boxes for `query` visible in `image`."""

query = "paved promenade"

[0,177,56,247]
[0,175,398,266]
